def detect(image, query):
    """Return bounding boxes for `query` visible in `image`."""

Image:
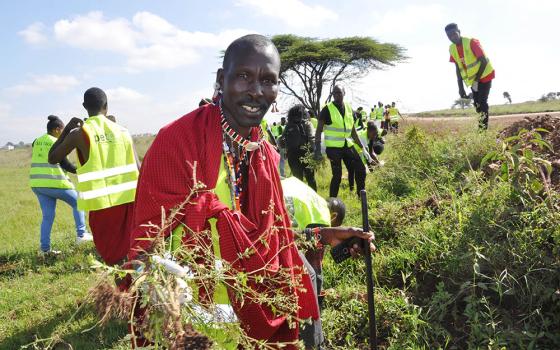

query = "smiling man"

[128,34,373,348]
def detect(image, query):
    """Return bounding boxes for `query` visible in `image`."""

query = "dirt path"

[399,111,560,134]
[405,111,560,121]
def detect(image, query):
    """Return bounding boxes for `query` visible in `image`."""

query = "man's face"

[332,86,345,105]
[219,46,280,130]
[446,29,461,45]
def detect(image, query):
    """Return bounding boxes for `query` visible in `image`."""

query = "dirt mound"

[498,114,560,186]
[499,114,560,155]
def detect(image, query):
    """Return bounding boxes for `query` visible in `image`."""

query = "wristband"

[304,227,324,249]
[312,227,323,249]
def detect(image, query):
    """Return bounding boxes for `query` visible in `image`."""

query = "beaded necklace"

[219,102,265,211]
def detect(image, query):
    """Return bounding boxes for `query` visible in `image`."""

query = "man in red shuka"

[128,34,374,349]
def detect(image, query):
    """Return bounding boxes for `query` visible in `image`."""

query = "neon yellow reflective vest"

[170,156,239,347]
[355,114,366,132]
[369,111,375,121]
[352,129,369,166]
[389,107,400,121]
[324,102,354,148]
[76,115,138,211]
[375,107,384,120]
[450,37,494,87]
[29,133,74,189]
[309,117,318,130]
[260,119,272,143]
[282,177,330,229]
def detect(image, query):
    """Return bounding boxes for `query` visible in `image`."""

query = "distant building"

[2,142,15,151]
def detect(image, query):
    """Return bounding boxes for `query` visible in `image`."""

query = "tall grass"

[321,127,560,349]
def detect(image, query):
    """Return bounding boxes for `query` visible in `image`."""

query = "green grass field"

[413,99,560,118]
[1,116,559,349]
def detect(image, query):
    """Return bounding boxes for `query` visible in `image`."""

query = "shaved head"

[223,34,279,70]
[83,87,108,116]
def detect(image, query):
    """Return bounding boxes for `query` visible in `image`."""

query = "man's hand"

[321,227,375,256]
[471,81,479,92]
[66,117,83,131]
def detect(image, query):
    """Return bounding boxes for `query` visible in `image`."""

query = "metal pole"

[360,189,377,350]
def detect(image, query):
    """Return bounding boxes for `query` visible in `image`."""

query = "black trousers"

[326,146,366,198]
[287,149,317,191]
[472,80,492,130]
[344,155,355,190]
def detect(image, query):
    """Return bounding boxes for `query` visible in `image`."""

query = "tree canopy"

[271,34,406,116]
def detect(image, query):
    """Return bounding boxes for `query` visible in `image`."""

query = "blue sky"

[1,0,559,145]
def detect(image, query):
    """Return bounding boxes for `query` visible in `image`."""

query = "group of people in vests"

[359,101,403,134]
[30,88,139,263]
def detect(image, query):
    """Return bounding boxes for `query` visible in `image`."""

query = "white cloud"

[49,11,252,71]
[235,0,337,27]
[54,11,137,53]
[6,74,80,95]
[18,22,48,44]
[106,87,146,102]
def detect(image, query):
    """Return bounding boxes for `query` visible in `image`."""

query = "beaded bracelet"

[304,227,324,250]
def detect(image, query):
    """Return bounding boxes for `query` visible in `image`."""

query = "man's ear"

[330,212,338,224]
[216,68,224,88]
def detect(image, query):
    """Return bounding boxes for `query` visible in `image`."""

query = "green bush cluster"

[321,127,560,349]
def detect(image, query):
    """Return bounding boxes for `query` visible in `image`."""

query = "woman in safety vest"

[30,115,92,255]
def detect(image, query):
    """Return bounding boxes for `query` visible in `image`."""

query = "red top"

[129,104,319,346]
[449,38,495,83]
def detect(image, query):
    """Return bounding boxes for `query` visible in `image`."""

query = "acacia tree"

[451,98,473,109]
[503,91,512,104]
[271,35,405,117]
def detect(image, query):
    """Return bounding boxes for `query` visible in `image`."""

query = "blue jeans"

[32,187,87,252]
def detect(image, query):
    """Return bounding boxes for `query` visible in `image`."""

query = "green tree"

[503,91,512,104]
[451,98,473,109]
[271,35,405,117]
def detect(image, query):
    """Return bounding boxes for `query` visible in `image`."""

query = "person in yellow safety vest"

[48,87,139,265]
[314,85,368,198]
[445,23,495,130]
[388,101,403,133]
[309,111,318,130]
[281,177,349,348]
[382,104,391,133]
[374,101,384,129]
[369,107,376,122]
[30,115,93,255]
[354,107,367,132]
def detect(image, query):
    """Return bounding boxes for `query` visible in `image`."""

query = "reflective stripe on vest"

[29,133,74,189]
[76,115,138,211]
[324,102,354,148]
[282,177,331,230]
[449,37,494,87]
